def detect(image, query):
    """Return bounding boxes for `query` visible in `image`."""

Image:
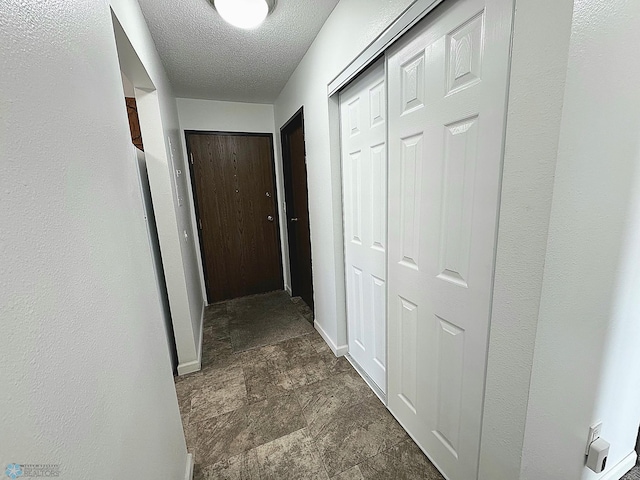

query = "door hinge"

[198,218,203,230]
[190,153,194,165]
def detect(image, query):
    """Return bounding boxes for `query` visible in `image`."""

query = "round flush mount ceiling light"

[212,0,276,30]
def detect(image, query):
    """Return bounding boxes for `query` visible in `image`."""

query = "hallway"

[175,291,444,479]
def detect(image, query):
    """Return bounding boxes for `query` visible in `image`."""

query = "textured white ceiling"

[137,0,340,103]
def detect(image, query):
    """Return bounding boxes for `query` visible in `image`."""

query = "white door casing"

[340,61,387,393]
[386,0,513,478]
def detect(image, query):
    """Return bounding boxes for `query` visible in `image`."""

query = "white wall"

[479,0,575,478]
[176,98,290,297]
[111,0,205,374]
[0,0,189,478]
[273,0,416,352]
[177,98,276,133]
[520,0,640,478]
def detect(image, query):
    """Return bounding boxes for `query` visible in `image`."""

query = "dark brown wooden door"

[281,110,314,310]
[186,132,283,302]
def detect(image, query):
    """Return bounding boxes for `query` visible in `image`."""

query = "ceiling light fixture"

[212,0,276,30]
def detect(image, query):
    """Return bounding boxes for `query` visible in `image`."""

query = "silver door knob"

[267,215,274,222]
[290,218,298,222]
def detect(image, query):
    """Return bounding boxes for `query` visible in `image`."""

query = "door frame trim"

[184,130,284,302]
[327,0,445,97]
[281,106,305,135]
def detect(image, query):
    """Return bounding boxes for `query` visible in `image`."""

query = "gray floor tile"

[278,336,331,388]
[179,290,445,480]
[241,356,291,403]
[189,365,247,423]
[175,380,193,416]
[194,393,306,465]
[203,317,231,342]
[200,338,236,370]
[199,428,329,479]
[295,370,375,437]
[176,347,242,400]
[239,342,288,367]
[306,333,353,375]
[227,291,315,352]
[308,332,329,353]
[313,397,409,477]
[291,296,314,322]
[358,439,444,480]
[278,334,317,359]
[175,373,203,413]
[319,348,354,375]
[285,356,331,389]
[203,301,228,322]
[332,466,365,479]
[240,335,332,403]
[184,418,199,464]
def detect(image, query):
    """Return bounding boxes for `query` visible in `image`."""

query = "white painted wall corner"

[177,302,204,376]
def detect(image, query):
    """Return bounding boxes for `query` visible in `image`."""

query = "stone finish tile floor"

[175,290,444,480]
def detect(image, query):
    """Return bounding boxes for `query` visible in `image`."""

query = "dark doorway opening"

[281,108,314,312]
[186,131,284,303]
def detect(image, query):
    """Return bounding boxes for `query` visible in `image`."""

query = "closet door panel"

[387,0,513,478]
[340,61,387,393]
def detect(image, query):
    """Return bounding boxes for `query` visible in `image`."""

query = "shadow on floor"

[175,290,443,480]
[227,291,315,352]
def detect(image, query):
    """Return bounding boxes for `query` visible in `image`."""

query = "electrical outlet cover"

[586,422,603,454]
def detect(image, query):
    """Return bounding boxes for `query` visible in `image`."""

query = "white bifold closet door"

[340,61,387,393]
[386,0,512,478]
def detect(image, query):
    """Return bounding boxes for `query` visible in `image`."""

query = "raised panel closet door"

[386,0,513,478]
[340,61,387,393]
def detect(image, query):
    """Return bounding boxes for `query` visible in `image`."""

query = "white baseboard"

[177,358,201,376]
[601,451,637,480]
[177,302,205,376]
[314,320,348,356]
[183,453,194,480]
